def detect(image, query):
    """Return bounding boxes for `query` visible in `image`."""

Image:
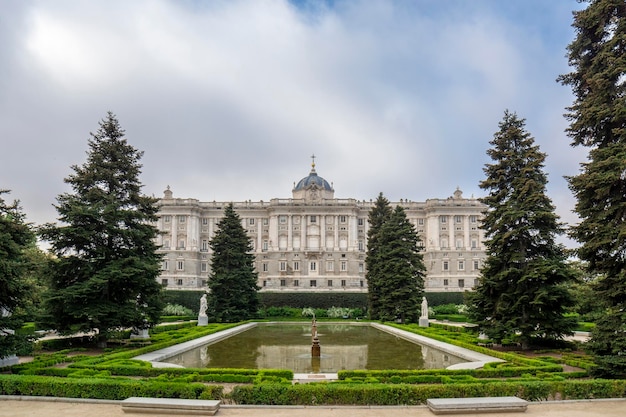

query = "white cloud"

[0,0,586,248]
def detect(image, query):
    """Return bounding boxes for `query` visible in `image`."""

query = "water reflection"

[162,324,466,373]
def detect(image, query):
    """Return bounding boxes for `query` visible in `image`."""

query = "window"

[163,215,171,223]
[161,260,169,271]
[293,261,300,271]
[178,240,185,249]
[294,280,299,287]
[474,279,479,287]
[326,261,334,271]
[262,240,268,251]
[202,218,208,225]
[443,261,449,271]
[280,279,286,287]
[341,261,347,271]
[358,218,364,226]
[455,215,462,223]
[201,240,208,251]
[471,239,478,249]
[339,215,347,223]
[440,216,447,223]
[249,218,255,225]
[262,263,268,272]
[310,261,317,271]
[310,215,317,223]
[458,260,465,270]
[458,279,465,288]
[473,260,480,270]
[359,263,364,273]
[201,262,207,272]
[279,261,287,271]
[262,280,267,287]
[358,240,364,251]
[469,215,477,223]
[418,218,424,225]
[327,280,333,287]
[201,279,207,287]
[163,239,170,249]
[263,218,269,225]
[177,279,183,286]
[161,279,168,287]
[279,215,287,224]
[360,280,364,287]
[441,239,448,248]
[443,279,449,286]
[178,215,186,223]
[456,239,463,249]
[341,279,346,287]
[176,261,184,271]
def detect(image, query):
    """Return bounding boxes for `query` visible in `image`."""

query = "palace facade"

[155,163,487,293]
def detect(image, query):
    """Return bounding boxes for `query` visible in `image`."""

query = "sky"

[1,0,588,246]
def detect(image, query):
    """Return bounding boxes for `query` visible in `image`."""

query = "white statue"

[421,296,428,318]
[199,294,208,317]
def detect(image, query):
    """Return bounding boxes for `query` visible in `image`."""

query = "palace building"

[155,161,487,293]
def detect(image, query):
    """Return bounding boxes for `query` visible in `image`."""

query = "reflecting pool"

[161,323,467,373]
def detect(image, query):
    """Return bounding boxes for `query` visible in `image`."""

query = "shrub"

[162,304,194,317]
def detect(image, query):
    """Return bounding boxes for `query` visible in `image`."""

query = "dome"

[294,169,333,191]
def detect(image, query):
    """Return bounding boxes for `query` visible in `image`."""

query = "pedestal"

[419,317,430,327]
[130,329,150,339]
[198,314,208,326]
[0,354,19,367]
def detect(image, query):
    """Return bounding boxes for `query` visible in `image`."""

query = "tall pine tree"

[366,193,392,319]
[0,191,36,360]
[39,112,164,346]
[558,0,626,377]
[207,203,259,322]
[467,111,577,350]
[374,206,425,323]
[366,194,425,323]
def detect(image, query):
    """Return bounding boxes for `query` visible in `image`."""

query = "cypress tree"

[207,203,259,322]
[467,111,577,349]
[558,0,626,377]
[39,112,164,346]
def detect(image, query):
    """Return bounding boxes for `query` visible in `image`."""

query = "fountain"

[311,318,321,358]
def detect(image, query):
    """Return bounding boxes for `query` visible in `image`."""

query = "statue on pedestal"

[198,294,208,326]
[419,296,430,327]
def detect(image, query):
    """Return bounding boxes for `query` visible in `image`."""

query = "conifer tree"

[0,191,36,359]
[467,111,577,349]
[207,203,259,322]
[374,206,426,323]
[366,194,425,323]
[366,193,393,319]
[39,112,164,346]
[558,0,626,377]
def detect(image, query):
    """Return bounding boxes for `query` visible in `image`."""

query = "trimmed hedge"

[0,375,223,400]
[161,291,468,313]
[258,292,368,309]
[230,380,626,405]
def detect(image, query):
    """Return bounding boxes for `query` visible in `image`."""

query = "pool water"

[162,323,467,373]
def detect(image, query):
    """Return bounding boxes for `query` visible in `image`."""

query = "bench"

[427,397,528,414]
[121,397,220,415]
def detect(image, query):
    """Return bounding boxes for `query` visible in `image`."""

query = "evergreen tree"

[467,111,577,350]
[207,203,259,322]
[558,0,626,377]
[368,204,425,323]
[39,112,164,346]
[0,191,36,359]
[366,193,393,319]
